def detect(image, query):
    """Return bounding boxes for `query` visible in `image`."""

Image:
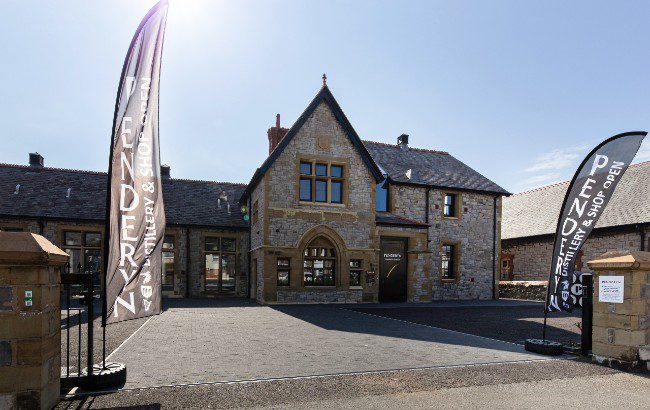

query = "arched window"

[303,236,336,286]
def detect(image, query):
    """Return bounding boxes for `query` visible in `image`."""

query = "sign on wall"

[598,276,624,304]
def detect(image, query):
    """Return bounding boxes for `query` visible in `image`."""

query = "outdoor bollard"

[0,232,68,410]
[587,250,650,371]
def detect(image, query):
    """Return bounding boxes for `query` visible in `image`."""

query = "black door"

[379,238,408,302]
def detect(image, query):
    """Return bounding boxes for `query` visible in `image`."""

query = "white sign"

[598,276,624,303]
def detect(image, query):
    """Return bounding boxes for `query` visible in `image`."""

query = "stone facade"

[0,218,249,298]
[389,186,501,301]
[501,226,646,281]
[251,102,379,303]
[249,101,501,304]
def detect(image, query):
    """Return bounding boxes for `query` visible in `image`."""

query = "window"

[252,200,259,224]
[303,237,336,286]
[205,237,237,293]
[376,179,389,212]
[443,193,458,217]
[300,161,312,175]
[441,244,457,279]
[299,178,312,201]
[350,259,362,287]
[298,160,345,205]
[63,230,102,286]
[162,236,175,292]
[277,258,290,286]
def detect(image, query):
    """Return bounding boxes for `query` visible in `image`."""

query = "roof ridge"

[0,163,246,186]
[362,140,449,155]
[511,160,650,197]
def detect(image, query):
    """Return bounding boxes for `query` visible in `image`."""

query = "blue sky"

[1,0,648,193]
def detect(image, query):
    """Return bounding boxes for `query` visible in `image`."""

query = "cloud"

[524,145,588,173]
[524,172,562,185]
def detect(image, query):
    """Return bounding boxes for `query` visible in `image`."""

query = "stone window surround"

[442,191,462,220]
[440,240,461,283]
[296,156,350,207]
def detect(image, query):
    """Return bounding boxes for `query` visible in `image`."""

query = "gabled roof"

[0,163,248,229]
[239,86,385,204]
[364,141,510,195]
[502,161,650,240]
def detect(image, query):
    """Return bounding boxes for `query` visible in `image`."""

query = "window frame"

[277,257,291,287]
[204,236,238,293]
[60,229,103,288]
[162,235,176,293]
[349,259,363,288]
[303,242,337,287]
[442,192,461,219]
[297,159,346,206]
[440,242,460,282]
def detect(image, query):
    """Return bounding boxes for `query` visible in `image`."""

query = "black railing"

[60,268,95,390]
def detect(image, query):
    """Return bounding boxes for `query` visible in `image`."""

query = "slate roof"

[239,85,385,204]
[502,161,650,240]
[363,141,510,195]
[0,164,248,229]
[376,212,429,229]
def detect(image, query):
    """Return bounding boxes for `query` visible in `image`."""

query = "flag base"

[81,362,127,390]
[525,339,564,356]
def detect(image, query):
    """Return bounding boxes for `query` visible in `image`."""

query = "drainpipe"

[185,228,191,298]
[639,224,646,251]
[492,195,498,300]
[425,188,431,244]
[247,198,252,299]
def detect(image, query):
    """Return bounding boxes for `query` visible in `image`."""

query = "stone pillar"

[587,250,650,371]
[0,233,68,409]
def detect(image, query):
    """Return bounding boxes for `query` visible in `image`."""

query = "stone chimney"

[161,164,171,180]
[29,152,44,169]
[397,134,409,150]
[268,114,289,154]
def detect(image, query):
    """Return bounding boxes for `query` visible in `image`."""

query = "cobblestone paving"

[109,300,546,389]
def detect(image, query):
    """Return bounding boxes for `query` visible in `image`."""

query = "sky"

[1,0,649,193]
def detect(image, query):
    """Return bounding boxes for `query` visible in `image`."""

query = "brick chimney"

[268,114,289,154]
[397,134,409,150]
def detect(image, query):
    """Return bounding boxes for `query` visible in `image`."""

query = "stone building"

[0,84,509,303]
[501,161,650,281]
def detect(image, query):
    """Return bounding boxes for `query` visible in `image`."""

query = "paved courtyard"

[108,299,547,389]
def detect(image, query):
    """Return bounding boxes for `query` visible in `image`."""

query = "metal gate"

[60,269,96,390]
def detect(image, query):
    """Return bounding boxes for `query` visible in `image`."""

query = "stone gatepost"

[0,233,68,409]
[587,250,650,371]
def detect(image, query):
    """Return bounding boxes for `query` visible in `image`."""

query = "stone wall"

[389,187,500,301]
[253,101,379,303]
[0,218,249,298]
[498,281,547,301]
[502,227,644,281]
